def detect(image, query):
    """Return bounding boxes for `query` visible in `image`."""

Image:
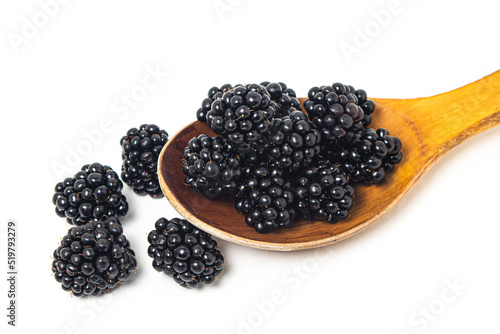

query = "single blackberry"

[303,83,367,146]
[183,134,241,199]
[260,82,301,118]
[235,164,295,233]
[335,128,403,184]
[120,124,169,198]
[53,163,129,226]
[147,217,224,288]
[205,83,278,151]
[196,84,233,122]
[265,110,321,172]
[51,217,137,297]
[293,160,354,222]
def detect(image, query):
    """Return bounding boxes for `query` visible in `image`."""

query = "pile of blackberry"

[183,134,241,199]
[51,116,228,294]
[51,217,137,297]
[235,165,295,233]
[53,163,129,226]
[120,124,169,198]
[187,81,403,233]
[147,217,224,288]
[52,162,226,294]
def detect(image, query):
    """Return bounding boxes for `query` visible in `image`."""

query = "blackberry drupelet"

[196,84,233,122]
[147,217,224,288]
[293,160,354,223]
[53,163,129,226]
[205,83,278,151]
[120,124,169,198]
[235,164,295,233]
[51,217,137,297]
[335,128,403,184]
[183,134,241,199]
[260,82,301,118]
[266,110,321,172]
[303,83,367,146]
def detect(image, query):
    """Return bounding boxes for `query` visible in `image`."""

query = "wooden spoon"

[158,71,500,251]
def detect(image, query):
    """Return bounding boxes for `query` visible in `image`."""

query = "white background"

[1,0,500,333]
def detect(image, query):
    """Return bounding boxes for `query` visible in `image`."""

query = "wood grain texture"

[158,71,500,251]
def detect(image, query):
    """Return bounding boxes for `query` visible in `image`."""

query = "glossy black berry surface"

[354,88,376,127]
[303,83,374,146]
[183,134,241,199]
[333,128,403,184]
[120,124,169,198]
[235,165,295,233]
[265,110,321,172]
[205,83,278,151]
[260,82,301,118]
[51,217,137,297]
[53,163,129,226]
[196,84,233,122]
[147,217,224,288]
[293,160,354,223]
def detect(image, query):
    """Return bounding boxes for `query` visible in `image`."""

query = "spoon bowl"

[158,71,500,251]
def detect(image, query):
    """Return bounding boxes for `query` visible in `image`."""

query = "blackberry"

[335,128,403,184]
[53,163,129,226]
[51,217,137,297]
[183,134,241,199]
[205,83,278,151]
[266,110,321,172]
[147,217,224,288]
[303,83,367,146]
[196,84,233,122]
[120,124,169,198]
[260,82,301,118]
[293,160,354,222]
[235,165,295,233]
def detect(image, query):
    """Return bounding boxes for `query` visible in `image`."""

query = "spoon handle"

[376,70,500,162]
